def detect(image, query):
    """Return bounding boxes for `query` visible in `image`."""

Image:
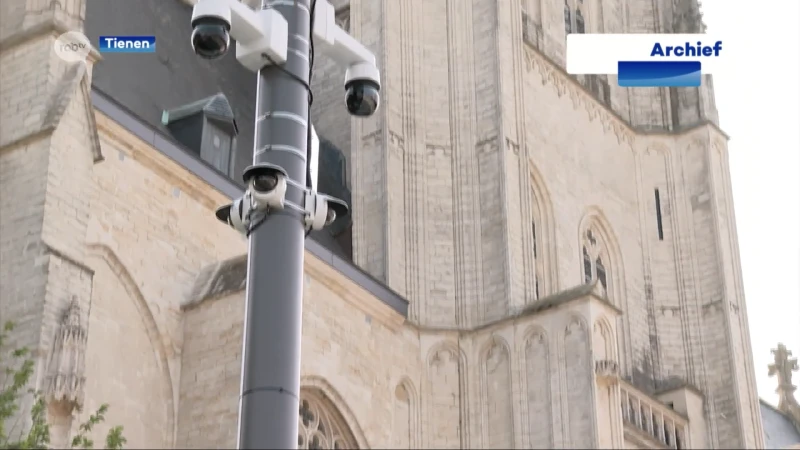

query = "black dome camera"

[191,17,231,60]
[344,80,380,118]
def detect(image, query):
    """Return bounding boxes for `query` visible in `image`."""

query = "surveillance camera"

[243,163,289,210]
[305,192,349,231]
[215,194,252,235]
[191,1,232,60]
[344,62,381,117]
[191,0,288,71]
[321,195,349,225]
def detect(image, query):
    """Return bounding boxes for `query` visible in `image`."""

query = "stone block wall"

[177,257,420,448]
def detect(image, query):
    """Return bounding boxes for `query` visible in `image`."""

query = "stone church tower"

[313,0,762,447]
[0,0,766,448]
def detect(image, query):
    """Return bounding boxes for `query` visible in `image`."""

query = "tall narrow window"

[564,1,572,34]
[575,9,585,33]
[654,188,664,240]
[565,0,590,35]
[532,222,538,258]
[582,226,612,298]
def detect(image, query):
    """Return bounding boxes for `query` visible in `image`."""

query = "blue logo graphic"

[617,61,702,88]
[617,41,722,87]
[99,36,156,53]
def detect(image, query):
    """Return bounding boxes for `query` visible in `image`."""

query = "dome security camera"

[344,62,381,118]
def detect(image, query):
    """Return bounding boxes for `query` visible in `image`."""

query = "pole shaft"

[237,0,310,448]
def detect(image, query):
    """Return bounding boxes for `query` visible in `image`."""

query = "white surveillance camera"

[312,0,381,117]
[304,192,349,231]
[215,193,253,235]
[344,63,381,117]
[243,163,289,210]
[191,0,288,71]
[321,195,349,225]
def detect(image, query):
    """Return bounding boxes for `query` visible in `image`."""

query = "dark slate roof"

[84,0,257,179]
[761,399,800,449]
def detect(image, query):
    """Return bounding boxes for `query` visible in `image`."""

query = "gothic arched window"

[298,392,358,450]
[582,228,611,296]
[530,192,548,300]
[529,169,553,302]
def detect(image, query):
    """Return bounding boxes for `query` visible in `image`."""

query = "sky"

[700,0,800,405]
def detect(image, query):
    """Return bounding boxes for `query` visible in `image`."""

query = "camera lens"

[191,20,230,60]
[345,81,380,117]
[326,209,337,223]
[252,174,278,192]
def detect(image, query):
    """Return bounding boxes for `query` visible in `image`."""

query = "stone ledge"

[418,280,620,334]
[182,249,407,332]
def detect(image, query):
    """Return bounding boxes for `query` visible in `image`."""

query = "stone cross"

[769,343,800,415]
[769,343,798,390]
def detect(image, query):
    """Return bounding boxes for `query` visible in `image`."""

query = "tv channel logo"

[566,34,729,88]
[99,36,156,53]
[54,31,92,63]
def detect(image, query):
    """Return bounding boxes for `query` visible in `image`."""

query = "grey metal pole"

[237,0,310,448]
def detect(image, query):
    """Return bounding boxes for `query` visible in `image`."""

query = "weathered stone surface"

[0,0,772,448]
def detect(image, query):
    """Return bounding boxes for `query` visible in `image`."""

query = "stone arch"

[644,142,671,157]
[577,209,632,375]
[528,160,559,297]
[425,340,466,366]
[522,325,549,349]
[85,243,175,445]
[299,375,369,449]
[521,326,554,448]
[391,377,420,448]
[564,314,589,335]
[425,341,470,448]
[479,334,511,362]
[577,207,626,306]
[479,335,514,447]
[593,317,616,361]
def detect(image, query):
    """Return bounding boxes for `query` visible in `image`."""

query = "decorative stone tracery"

[521,47,635,148]
[44,297,88,411]
[298,391,359,449]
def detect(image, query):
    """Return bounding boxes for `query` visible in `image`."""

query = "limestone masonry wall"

[178,276,421,448]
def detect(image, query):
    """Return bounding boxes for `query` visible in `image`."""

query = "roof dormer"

[162,93,239,177]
